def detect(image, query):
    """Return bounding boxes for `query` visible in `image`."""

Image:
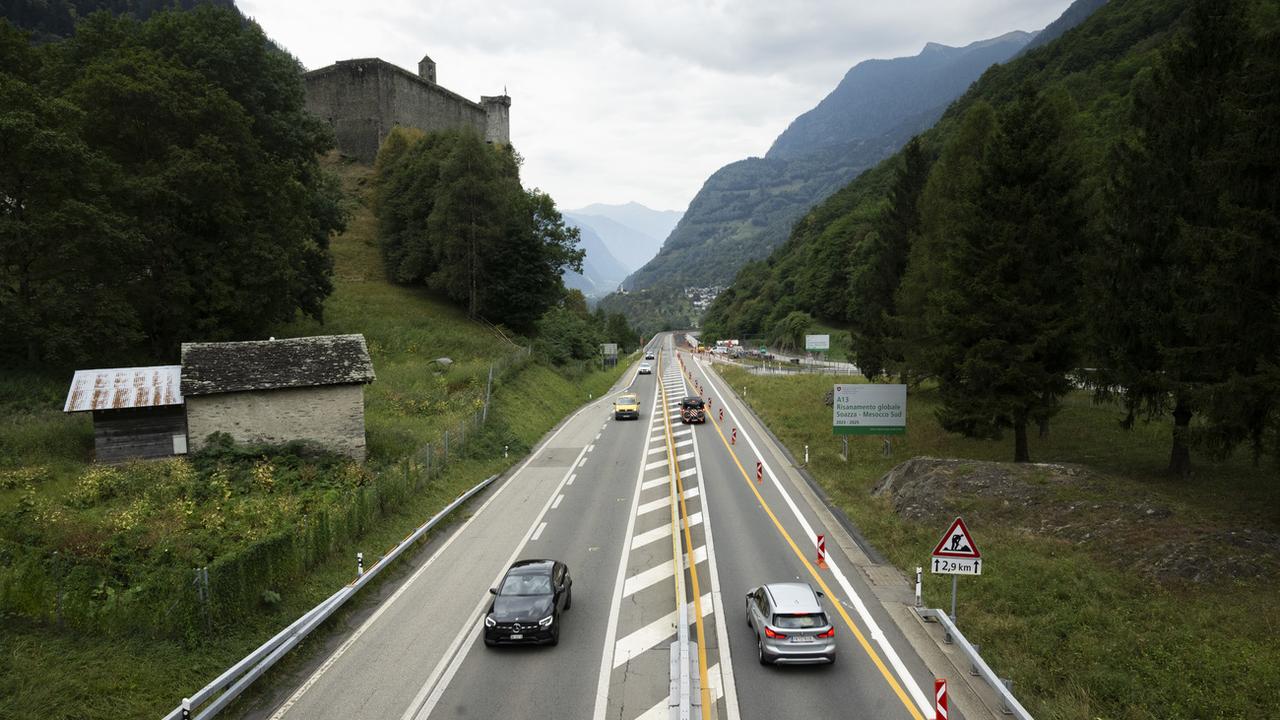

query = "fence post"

[444,431,449,465]
[483,363,494,423]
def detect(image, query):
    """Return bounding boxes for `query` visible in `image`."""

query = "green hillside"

[0,157,632,720]
[703,0,1190,343]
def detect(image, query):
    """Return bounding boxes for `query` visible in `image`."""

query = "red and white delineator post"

[755,460,763,484]
[718,408,724,422]
[935,679,948,720]
[731,427,737,445]
[816,533,828,569]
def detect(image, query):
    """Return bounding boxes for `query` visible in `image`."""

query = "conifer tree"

[848,136,931,379]
[913,86,1086,462]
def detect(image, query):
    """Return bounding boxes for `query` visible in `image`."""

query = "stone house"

[62,365,187,463]
[181,334,376,461]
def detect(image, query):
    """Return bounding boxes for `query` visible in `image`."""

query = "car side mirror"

[815,590,825,598]
[489,587,498,595]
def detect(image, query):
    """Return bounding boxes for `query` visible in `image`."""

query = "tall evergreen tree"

[848,136,931,379]
[913,86,1086,462]
[1089,0,1272,476]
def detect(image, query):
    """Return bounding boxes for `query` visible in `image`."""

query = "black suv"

[484,559,572,646]
[680,396,706,424]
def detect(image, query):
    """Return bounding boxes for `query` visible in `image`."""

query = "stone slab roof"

[181,334,375,396]
[64,365,183,412]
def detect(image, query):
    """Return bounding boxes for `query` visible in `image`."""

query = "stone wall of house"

[186,384,367,461]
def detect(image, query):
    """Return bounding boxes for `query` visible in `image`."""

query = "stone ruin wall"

[305,58,510,163]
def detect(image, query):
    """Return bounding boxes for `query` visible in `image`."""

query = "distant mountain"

[618,30,1034,295]
[568,202,683,248]
[563,219,630,298]
[562,213,661,275]
[1020,0,1109,53]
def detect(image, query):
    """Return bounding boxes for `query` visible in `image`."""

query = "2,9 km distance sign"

[930,517,982,575]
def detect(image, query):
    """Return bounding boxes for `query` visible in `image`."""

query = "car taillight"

[764,627,787,639]
[817,628,835,639]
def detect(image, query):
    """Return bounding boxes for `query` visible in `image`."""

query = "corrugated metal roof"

[63,365,184,413]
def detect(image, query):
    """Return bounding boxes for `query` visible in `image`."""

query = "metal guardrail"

[915,607,1033,719]
[162,473,501,720]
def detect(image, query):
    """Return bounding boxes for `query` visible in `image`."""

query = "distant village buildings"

[304,53,511,162]
[62,334,376,463]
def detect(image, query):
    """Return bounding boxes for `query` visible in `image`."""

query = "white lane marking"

[612,593,713,668]
[648,445,668,455]
[579,457,587,468]
[686,379,741,720]
[595,432,601,441]
[645,458,668,471]
[274,389,606,720]
[676,451,695,462]
[587,444,595,453]
[630,512,702,550]
[567,473,577,486]
[672,428,693,437]
[531,522,548,540]
[623,546,707,598]
[695,355,932,718]
[400,434,598,720]
[672,439,693,449]
[679,467,698,479]
[592,371,665,720]
[636,487,699,517]
[641,477,667,491]
[634,663,725,720]
[551,494,563,510]
[629,523,670,550]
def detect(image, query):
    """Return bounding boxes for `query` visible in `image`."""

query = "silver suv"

[746,583,836,665]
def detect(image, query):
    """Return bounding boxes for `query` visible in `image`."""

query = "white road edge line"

[694,354,933,718]
[591,379,663,720]
[685,356,741,720]
[273,389,612,720]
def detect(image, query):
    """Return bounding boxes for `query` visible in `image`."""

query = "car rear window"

[772,613,828,629]
[682,398,704,408]
[619,395,637,404]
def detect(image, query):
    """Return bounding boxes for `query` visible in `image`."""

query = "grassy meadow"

[714,365,1279,720]
[0,156,630,720]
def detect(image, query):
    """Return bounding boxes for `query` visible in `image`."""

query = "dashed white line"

[567,473,577,486]
[551,494,563,510]
[531,522,547,541]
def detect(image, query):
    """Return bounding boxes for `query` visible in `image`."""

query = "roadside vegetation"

[716,364,1279,720]
[0,156,632,720]
[704,0,1280,472]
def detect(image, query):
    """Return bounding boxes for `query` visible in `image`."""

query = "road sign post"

[930,517,982,625]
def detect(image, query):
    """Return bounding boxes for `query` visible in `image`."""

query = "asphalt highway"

[253,333,949,720]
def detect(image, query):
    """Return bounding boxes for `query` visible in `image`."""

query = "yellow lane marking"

[698,362,925,720]
[660,349,713,720]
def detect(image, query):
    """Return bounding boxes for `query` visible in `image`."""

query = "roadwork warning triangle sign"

[931,517,981,559]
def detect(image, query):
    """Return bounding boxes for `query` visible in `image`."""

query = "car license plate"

[791,636,814,643]
[509,633,523,640]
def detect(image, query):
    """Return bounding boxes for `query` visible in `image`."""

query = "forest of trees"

[373,127,641,362]
[0,7,344,366]
[703,0,1279,473]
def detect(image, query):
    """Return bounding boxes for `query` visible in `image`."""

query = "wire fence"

[0,346,534,642]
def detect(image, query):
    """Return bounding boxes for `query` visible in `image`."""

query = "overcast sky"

[240,0,1073,212]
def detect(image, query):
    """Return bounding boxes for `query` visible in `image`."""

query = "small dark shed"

[63,365,187,463]
[181,334,376,461]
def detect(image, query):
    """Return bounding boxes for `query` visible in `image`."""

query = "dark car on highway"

[484,559,572,646]
[680,396,706,424]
